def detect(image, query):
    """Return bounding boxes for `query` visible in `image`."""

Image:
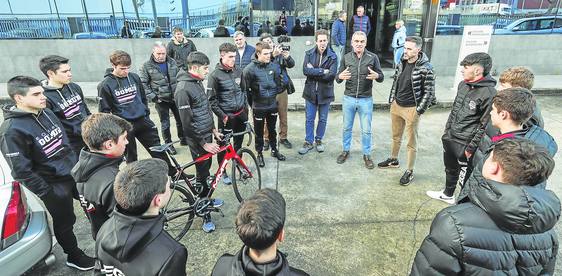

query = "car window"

[516,20,537,31]
[538,19,554,30]
[555,18,562,28]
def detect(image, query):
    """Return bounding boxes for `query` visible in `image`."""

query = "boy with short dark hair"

[39,55,91,159]
[211,189,309,276]
[98,50,175,176]
[0,76,94,270]
[175,51,224,233]
[95,159,188,276]
[71,113,132,239]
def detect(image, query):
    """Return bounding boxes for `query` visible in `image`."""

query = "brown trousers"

[390,101,420,170]
[265,90,288,141]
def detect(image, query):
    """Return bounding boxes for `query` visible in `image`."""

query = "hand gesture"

[366,67,379,80]
[307,63,314,69]
[273,45,282,57]
[203,142,220,154]
[464,150,473,159]
[339,66,351,80]
[212,129,224,140]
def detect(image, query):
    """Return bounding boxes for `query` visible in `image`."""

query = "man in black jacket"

[0,76,94,270]
[299,29,337,155]
[377,36,435,186]
[260,33,295,149]
[95,159,188,276]
[427,52,496,204]
[39,55,91,159]
[140,41,185,155]
[335,31,384,169]
[457,88,557,203]
[98,50,174,175]
[167,27,197,71]
[208,43,248,185]
[242,42,287,167]
[411,138,559,275]
[211,188,309,276]
[214,19,231,37]
[175,51,224,233]
[71,113,131,239]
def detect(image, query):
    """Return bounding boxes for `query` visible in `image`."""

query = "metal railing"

[0,18,71,39]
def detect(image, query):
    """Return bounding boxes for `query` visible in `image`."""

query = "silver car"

[0,153,55,274]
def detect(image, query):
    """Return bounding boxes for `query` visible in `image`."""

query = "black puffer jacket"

[208,62,247,120]
[444,76,497,153]
[211,246,309,276]
[241,60,283,112]
[139,55,180,103]
[411,177,560,275]
[71,148,123,239]
[175,71,215,147]
[336,49,384,98]
[389,52,436,114]
[95,209,187,276]
[166,37,197,70]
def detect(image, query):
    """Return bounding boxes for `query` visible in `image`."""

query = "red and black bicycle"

[149,122,261,240]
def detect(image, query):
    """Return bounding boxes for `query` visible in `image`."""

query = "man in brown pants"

[377,36,435,185]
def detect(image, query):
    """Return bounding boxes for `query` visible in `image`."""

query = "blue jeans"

[393,47,404,67]
[333,45,345,72]
[342,95,373,155]
[305,100,330,143]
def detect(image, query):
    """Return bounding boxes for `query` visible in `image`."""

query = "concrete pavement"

[21,96,562,275]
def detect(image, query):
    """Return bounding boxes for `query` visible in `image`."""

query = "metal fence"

[0,18,71,39]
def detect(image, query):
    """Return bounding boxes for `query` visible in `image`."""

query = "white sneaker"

[426,190,455,205]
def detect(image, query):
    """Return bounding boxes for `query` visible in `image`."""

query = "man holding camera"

[259,33,295,150]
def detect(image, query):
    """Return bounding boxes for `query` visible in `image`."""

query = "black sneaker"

[271,150,286,161]
[280,139,293,149]
[400,170,414,186]
[377,158,400,168]
[257,152,265,167]
[66,250,95,271]
[180,137,188,146]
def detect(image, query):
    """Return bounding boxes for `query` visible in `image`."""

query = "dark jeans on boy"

[155,101,184,143]
[253,110,278,152]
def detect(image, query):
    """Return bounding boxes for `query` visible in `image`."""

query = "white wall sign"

[452,25,493,89]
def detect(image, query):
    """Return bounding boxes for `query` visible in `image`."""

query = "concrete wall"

[0,36,316,83]
[1,35,561,83]
[431,35,562,76]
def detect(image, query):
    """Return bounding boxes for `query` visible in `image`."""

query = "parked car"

[0,153,55,274]
[142,30,172,38]
[193,26,236,38]
[73,32,109,39]
[494,16,562,35]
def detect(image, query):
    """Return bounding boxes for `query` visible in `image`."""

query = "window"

[538,19,554,30]
[554,18,562,28]
[515,20,537,31]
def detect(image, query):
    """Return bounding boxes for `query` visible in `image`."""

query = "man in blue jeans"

[299,29,338,154]
[336,31,384,169]
[331,10,347,72]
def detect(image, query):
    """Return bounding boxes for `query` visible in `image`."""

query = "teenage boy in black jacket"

[175,51,224,233]
[97,50,174,176]
[242,42,287,167]
[95,159,188,276]
[212,189,309,276]
[0,76,94,270]
[208,42,248,185]
[71,113,131,239]
[427,52,496,204]
[39,55,91,159]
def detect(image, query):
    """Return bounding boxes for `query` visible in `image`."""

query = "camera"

[281,45,291,51]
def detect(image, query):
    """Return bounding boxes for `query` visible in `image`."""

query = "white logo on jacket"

[469,100,477,110]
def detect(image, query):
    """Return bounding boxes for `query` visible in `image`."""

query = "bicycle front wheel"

[163,182,195,241]
[232,148,262,202]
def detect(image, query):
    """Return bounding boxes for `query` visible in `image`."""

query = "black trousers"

[155,101,184,143]
[126,116,175,175]
[188,136,213,197]
[41,177,81,257]
[217,111,248,166]
[253,110,278,153]
[442,136,472,197]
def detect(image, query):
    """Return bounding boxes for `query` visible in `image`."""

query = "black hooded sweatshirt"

[95,208,188,276]
[212,246,309,276]
[98,69,150,121]
[71,148,123,239]
[42,81,91,142]
[0,106,76,198]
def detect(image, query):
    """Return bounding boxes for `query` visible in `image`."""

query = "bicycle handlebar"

[221,121,254,147]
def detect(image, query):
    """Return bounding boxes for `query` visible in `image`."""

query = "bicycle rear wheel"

[232,148,262,202]
[163,181,195,241]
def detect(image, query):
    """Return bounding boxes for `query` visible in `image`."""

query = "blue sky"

[1,0,228,16]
